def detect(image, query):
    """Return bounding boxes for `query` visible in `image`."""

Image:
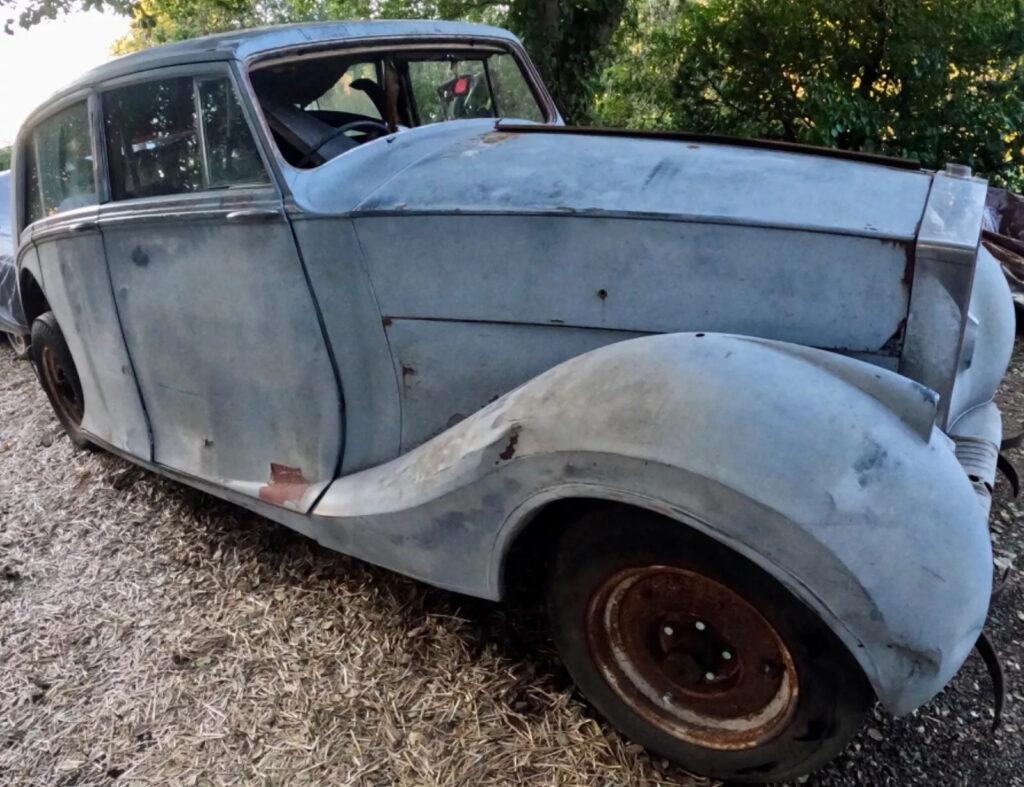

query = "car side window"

[104,75,267,201]
[24,101,97,225]
[104,77,203,200]
[489,53,544,122]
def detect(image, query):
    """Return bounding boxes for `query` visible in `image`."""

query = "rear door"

[21,95,150,455]
[97,66,343,509]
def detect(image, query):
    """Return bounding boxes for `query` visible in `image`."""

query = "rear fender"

[313,333,992,715]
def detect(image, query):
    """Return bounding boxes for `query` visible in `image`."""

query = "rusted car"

[0,170,30,357]
[8,21,1016,782]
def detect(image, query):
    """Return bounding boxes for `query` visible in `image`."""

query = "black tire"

[30,312,94,451]
[6,331,31,359]
[548,507,872,783]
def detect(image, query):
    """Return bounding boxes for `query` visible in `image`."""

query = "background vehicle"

[9,22,1015,782]
[0,170,30,357]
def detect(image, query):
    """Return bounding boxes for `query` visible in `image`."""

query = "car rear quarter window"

[23,101,97,226]
[104,76,267,201]
[198,79,270,188]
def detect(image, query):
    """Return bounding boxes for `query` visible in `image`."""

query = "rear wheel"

[31,312,94,451]
[6,331,30,359]
[547,507,872,783]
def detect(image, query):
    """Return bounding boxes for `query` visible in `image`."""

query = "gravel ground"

[2,338,1024,787]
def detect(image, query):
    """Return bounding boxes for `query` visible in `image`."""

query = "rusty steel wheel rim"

[586,565,798,750]
[41,345,84,426]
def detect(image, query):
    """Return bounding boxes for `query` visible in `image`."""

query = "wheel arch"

[313,332,991,716]
[19,269,49,327]
[491,480,930,719]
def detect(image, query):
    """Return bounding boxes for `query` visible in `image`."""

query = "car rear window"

[23,101,97,226]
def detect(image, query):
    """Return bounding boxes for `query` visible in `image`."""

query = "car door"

[97,66,343,509]
[21,94,151,456]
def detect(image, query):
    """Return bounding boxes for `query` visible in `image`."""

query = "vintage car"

[8,21,1016,782]
[0,170,30,357]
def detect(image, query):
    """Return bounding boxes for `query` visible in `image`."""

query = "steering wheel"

[300,119,393,167]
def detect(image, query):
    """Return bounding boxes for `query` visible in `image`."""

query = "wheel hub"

[586,565,798,750]
[41,345,84,425]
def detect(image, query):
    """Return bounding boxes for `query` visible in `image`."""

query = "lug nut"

[663,626,674,636]
[704,671,715,681]
[695,621,706,631]
[721,651,732,660]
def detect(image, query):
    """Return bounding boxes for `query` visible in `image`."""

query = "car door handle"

[69,220,98,233]
[226,208,280,222]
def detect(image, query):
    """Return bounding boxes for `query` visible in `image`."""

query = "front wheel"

[30,312,94,451]
[547,507,873,783]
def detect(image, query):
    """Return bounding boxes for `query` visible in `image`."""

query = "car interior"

[250,47,545,168]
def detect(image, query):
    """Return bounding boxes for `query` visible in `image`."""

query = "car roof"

[45,21,521,102]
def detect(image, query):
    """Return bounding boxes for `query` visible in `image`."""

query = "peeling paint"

[481,131,518,146]
[258,463,311,506]
[498,432,518,461]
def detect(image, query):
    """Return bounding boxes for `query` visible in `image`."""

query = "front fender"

[312,332,992,715]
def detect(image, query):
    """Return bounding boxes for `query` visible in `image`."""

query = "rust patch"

[382,316,393,328]
[402,365,416,378]
[880,317,907,355]
[597,289,608,300]
[687,144,699,149]
[482,131,519,145]
[258,463,311,507]
[903,241,916,285]
[498,433,518,461]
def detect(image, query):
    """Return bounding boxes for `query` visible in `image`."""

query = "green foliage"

[0,145,10,171]
[509,0,629,122]
[598,0,1024,188]
[110,0,623,122]
[12,0,1024,185]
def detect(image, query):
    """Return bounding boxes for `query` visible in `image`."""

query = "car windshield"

[250,47,546,168]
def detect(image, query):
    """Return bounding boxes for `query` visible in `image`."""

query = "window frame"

[96,63,277,207]
[18,90,101,234]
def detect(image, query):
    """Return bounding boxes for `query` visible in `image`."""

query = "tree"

[599,0,1024,188]
[0,145,11,171]
[6,0,627,123]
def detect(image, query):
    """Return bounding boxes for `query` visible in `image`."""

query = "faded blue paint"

[8,22,1016,730]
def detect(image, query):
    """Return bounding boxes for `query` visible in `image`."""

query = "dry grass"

[3,340,1024,786]
[0,345,707,786]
